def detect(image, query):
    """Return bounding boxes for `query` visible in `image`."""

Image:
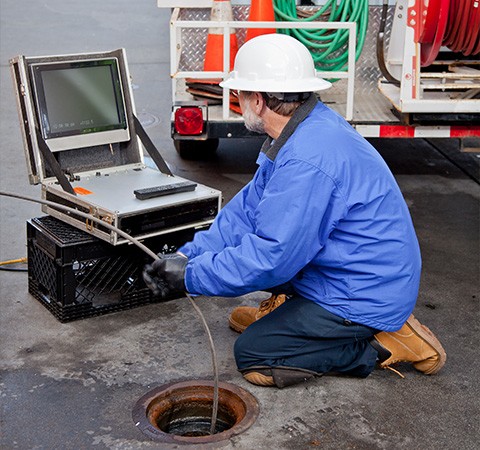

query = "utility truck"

[158,1,479,158]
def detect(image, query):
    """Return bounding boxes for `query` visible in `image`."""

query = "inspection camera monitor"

[11,49,222,245]
[30,57,130,152]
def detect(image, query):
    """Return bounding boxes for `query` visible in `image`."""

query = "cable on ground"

[0,190,219,434]
[0,257,28,272]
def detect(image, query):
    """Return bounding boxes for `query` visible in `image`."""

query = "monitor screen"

[30,58,130,152]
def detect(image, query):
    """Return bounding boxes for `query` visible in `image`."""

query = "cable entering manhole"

[132,380,259,445]
[0,191,260,444]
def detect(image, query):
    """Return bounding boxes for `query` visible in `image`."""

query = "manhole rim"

[132,379,259,444]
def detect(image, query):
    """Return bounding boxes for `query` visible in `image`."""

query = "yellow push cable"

[0,257,27,266]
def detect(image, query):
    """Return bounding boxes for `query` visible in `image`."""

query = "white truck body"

[159,1,479,155]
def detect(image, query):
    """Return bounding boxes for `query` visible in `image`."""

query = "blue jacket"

[179,95,421,331]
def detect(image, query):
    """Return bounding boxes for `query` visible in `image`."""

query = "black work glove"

[143,253,187,298]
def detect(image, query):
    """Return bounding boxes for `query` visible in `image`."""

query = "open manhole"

[132,380,259,445]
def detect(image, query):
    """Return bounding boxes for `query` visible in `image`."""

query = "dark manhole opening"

[157,399,234,436]
[133,380,259,445]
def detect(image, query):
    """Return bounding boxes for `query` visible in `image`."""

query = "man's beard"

[242,101,265,134]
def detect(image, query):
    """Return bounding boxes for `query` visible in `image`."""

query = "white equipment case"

[10,48,221,245]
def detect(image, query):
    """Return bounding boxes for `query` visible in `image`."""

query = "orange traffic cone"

[204,0,238,72]
[246,0,276,41]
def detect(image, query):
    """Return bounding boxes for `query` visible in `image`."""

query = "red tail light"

[174,107,204,135]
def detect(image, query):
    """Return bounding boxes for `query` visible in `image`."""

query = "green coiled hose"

[273,0,369,73]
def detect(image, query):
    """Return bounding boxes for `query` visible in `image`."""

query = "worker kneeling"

[143,34,446,388]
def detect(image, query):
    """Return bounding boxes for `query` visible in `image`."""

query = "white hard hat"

[220,33,332,93]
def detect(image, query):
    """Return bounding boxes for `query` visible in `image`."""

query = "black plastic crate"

[27,216,198,322]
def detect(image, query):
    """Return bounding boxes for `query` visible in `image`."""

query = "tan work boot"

[241,366,319,388]
[243,371,275,387]
[373,314,447,375]
[228,294,287,333]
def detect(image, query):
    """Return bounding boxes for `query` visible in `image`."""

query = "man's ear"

[253,92,266,115]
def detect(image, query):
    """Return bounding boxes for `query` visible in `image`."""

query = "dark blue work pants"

[234,296,380,377]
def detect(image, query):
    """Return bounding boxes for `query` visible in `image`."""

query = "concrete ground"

[1,1,479,449]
